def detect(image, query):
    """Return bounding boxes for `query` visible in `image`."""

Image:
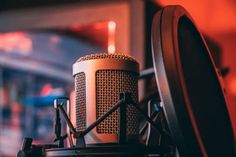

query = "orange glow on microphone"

[70,90,76,127]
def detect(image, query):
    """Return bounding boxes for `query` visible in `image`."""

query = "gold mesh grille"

[77,53,138,64]
[96,70,139,135]
[75,72,86,131]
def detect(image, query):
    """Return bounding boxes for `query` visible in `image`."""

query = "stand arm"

[57,105,76,133]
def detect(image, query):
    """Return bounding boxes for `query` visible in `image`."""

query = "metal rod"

[139,67,155,79]
[54,108,61,138]
[66,100,74,147]
[146,100,154,145]
[119,97,127,144]
[58,104,76,134]
[140,109,160,134]
[53,99,64,147]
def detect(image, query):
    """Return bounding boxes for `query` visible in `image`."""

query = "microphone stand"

[53,93,172,156]
[17,93,172,157]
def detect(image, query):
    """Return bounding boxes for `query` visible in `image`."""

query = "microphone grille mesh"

[75,72,87,131]
[96,70,139,135]
[77,53,138,63]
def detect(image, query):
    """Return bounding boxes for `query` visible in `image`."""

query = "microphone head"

[73,53,139,144]
[76,53,138,63]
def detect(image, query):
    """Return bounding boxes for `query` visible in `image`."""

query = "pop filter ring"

[151,5,235,157]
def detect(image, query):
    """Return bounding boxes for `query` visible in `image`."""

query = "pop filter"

[151,5,235,157]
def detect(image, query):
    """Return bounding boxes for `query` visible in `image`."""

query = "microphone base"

[45,143,169,157]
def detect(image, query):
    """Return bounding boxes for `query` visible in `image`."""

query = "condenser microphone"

[72,53,139,144]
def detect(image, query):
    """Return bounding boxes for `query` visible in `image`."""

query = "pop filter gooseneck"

[151,5,235,157]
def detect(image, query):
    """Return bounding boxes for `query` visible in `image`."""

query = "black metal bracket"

[118,92,130,144]
[53,93,169,148]
[54,97,74,148]
[74,92,170,144]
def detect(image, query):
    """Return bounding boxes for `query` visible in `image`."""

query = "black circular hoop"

[151,5,235,157]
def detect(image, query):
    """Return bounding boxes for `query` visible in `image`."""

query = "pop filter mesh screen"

[177,16,234,156]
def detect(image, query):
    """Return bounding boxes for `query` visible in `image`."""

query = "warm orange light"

[70,21,108,31]
[228,77,236,95]
[108,21,116,30]
[0,32,32,55]
[108,45,115,53]
[108,21,116,53]
[157,0,236,33]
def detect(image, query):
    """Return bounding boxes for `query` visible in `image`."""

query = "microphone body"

[73,53,139,144]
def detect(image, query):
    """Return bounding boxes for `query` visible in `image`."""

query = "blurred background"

[0,0,235,156]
